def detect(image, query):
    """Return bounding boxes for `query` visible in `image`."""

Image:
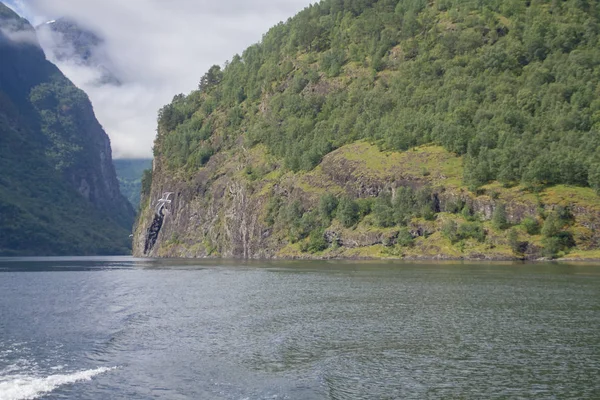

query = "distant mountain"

[114,159,153,209]
[36,17,121,86]
[0,3,134,255]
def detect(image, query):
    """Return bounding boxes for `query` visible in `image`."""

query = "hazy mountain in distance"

[114,159,153,209]
[37,17,122,86]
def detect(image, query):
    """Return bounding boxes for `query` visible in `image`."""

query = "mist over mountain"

[4,0,312,159]
[36,17,122,86]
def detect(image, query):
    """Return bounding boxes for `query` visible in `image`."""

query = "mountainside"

[135,0,600,260]
[36,17,121,86]
[114,159,152,209]
[0,3,134,256]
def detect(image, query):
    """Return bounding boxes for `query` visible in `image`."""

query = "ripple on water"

[1,260,599,399]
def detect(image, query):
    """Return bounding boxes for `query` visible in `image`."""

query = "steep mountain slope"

[135,0,600,260]
[114,159,152,209]
[0,3,134,255]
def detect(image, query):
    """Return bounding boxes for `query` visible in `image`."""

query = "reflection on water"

[0,257,599,399]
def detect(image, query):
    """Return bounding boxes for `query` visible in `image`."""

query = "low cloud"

[0,17,39,45]
[23,0,313,158]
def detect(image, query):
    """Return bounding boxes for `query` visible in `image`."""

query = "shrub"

[356,198,374,217]
[508,228,527,255]
[492,203,509,230]
[141,169,152,197]
[556,231,576,249]
[446,198,465,214]
[421,206,436,221]
[555,206,573,222]
[461,204,473,220]
[299,210,320,238]
[540,210,575,258]
[393,187,416,225]
[415,186,436,217]
[265,197,283,226]
[541,232,575,258]
[396,228,414,247]
[458,221,486,242]
[541,213,562,238]
[306,229,328,253]
[373,193,395,227]
[442,220,459,243]
[284,200,305,242]
[188,146,214,169]
[337,196,360,228]
[541,237,562,259]
[319,193,339,221]
[521,217,540,235]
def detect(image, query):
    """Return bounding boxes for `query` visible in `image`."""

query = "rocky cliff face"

[44,82,133,227]
[0,3,134,255]
[134,141,599,260]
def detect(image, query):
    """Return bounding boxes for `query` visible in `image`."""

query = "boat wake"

[0,366,115,400]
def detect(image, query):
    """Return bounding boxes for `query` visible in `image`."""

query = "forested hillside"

[0,3,134,255]
[136,0,600,260]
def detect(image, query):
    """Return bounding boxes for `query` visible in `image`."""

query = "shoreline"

[136,254,600,263]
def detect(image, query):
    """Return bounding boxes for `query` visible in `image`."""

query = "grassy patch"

[541,185,600,211]
[341,245,387,259]
[332,142,463,186]
[560,250,600,260]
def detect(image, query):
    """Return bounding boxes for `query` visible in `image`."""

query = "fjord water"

[0,258,598,399]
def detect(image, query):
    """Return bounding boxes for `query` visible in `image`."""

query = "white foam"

[0,367,115,400]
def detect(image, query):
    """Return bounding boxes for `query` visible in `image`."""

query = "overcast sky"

[5,0,312,158]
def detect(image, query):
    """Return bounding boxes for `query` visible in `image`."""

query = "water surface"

[0,257,599,399]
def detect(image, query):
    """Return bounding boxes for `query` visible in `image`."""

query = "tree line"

[154,0,600,193]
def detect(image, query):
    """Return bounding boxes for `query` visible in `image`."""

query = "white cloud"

[23,0,313,158]
[0,22,39,45]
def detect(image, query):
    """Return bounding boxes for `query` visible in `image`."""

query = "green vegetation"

[141,0,600,259]
[521,217,540,235]
[114,159,153,208]
[0,4,133,256]
[371,186,436,227]
[319,193,339,222]
[540,207,576,258]
[155,0,600,193]
[441,218,484,243]
[141,168,153,198]
[492,203,509,230]
[337,196,361,227]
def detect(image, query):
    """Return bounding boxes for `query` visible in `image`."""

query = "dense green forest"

[0,3,133,255]
[156,0,600,192]
[137,0,600,260]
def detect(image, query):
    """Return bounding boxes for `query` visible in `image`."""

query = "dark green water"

[0,257,599,399]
